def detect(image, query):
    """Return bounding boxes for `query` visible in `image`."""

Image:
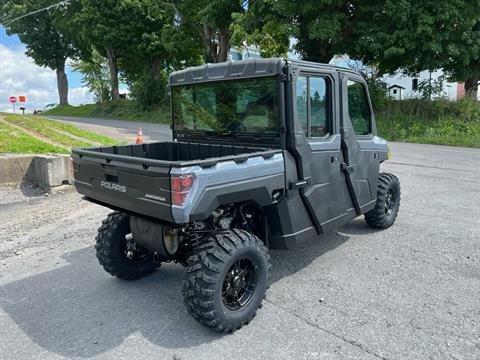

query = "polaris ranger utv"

[72,59,400,332]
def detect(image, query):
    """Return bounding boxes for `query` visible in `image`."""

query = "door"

[339,73,380,214]
[289,70,355,233]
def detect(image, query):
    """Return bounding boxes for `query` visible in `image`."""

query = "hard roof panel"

[169,58,362,86]
[169,58,286,85]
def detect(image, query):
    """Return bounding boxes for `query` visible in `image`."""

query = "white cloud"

[0,44,93,113]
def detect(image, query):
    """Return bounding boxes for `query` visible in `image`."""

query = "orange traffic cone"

[136,127,143,144]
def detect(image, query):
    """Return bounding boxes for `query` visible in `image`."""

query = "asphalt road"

[1,118,479,359]
[44,115,172,143]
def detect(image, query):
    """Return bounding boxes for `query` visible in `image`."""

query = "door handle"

[289,177,312,190]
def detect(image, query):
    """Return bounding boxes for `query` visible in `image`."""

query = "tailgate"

[71,151,174,223]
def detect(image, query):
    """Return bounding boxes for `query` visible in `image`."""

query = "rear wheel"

[365,173,401,229]
[182,229,270,332]
[96,211,157,280]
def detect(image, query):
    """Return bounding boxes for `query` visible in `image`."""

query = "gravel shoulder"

[0,141,479,360]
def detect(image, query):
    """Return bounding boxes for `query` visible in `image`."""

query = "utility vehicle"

[72,59,401,332]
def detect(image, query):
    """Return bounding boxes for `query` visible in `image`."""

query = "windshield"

[171,76,279,137]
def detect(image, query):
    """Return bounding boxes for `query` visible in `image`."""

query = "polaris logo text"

[101,181,127,193]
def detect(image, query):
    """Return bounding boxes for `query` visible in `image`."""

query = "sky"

[0,25,94,113]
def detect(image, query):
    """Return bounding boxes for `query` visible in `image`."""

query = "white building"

[330,55,473,101]
[382,70,464,101]
[229,46,262,61]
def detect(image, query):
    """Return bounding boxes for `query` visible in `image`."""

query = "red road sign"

[9,96,17,103]
[18,96,26,102]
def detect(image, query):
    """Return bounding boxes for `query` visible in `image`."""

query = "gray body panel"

[170,153,285,224]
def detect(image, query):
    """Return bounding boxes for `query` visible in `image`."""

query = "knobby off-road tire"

[183,229,271,333]
[365,172,401,229]
[96,211,157,280]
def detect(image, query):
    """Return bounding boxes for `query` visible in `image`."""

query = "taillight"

[171,174,194,206]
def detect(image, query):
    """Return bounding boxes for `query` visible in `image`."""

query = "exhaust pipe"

[130,216,180,258]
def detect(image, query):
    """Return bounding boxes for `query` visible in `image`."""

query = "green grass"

[0,113,121,154]
[35,116,119,146]
[4,115,95,148]
[0,121,67,154]
[43,99,170,124]
[376,99,480,148]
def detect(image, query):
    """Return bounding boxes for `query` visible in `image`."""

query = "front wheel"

[365,172,401,229]
[182,229,271,332]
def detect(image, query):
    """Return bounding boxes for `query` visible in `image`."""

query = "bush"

[129,71,168,110]
[378,98,480,122]
[367,78,390,110]
[376,98,480,148]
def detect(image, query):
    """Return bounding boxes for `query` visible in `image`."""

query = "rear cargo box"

[71,141,280,222]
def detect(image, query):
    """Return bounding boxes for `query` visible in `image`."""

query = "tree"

[76,0,134,100]
[177,0,243,63]
[235,0,363,63]
[239,0,480,99]
[72,49,111,103]
[442,5,480,99]
[1,0,81,105]
[115,0,202,108]
[350,0,480,99]
[230,1,291,58]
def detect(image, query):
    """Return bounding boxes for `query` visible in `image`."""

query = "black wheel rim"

[222,258,258,311]
[385,188,397,215]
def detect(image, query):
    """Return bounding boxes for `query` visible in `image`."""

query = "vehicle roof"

[286,58,362,76]
[169,58,362,86]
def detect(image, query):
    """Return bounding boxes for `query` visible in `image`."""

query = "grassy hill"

[0,113,121,154]
[43,100,170,124]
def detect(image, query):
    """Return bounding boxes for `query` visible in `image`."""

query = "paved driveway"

[1,118,479,359]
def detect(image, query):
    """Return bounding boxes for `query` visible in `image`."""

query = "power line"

[1,0,73,26]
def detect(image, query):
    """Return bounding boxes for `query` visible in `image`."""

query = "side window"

[295,75,330,137]
[310,77,328,137]
[296,76,308,134]
[347,80,371,135]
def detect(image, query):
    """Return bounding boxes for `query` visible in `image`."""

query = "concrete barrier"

[0,154,35,184]
[0,154,72,190]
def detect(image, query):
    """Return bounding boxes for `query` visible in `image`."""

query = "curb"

[0,154,72,191]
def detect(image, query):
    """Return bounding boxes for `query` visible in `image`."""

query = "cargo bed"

[73,141,279,167]
[71,141,284,223]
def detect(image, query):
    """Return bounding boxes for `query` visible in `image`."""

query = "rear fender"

[170,153,286,224]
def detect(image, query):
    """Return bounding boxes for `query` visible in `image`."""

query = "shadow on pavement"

[0,222,368,357]
[337,217,382,236]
